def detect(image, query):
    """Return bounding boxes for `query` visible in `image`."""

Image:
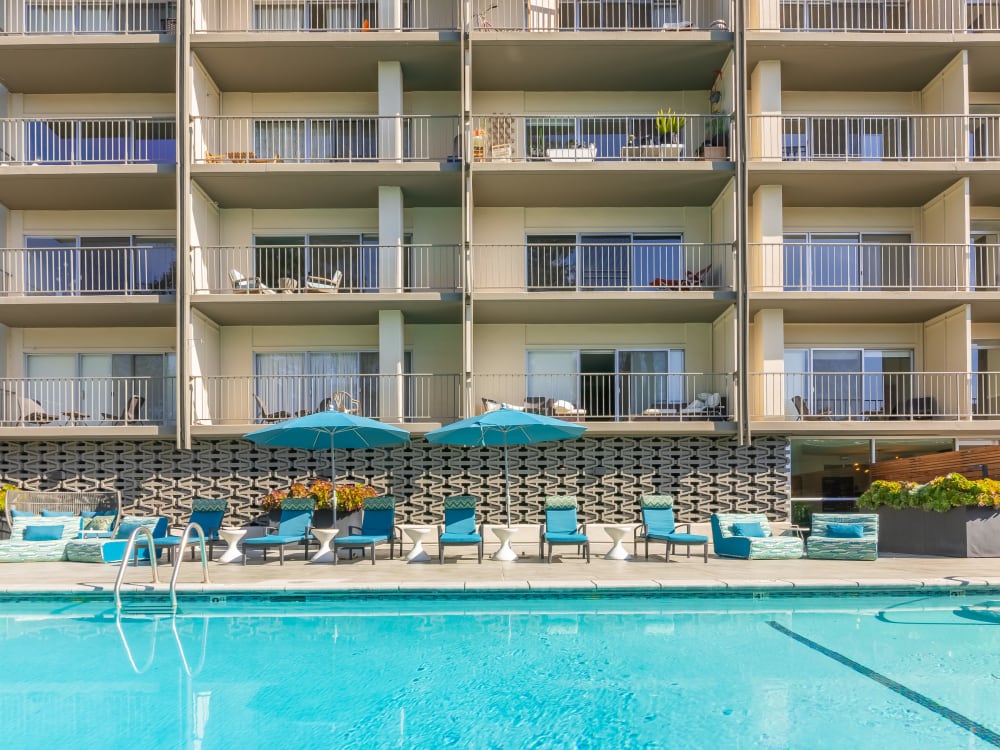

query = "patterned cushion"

[365,495,396,511]
[811,513,878,539]
[747,536,804,559]
[191,497,229,513]
[444,495,477,510]
[0,541,69,563]
[544,495,578,510]
[9,516,80,542]
[83,515,115,532]
[640,494,674,509]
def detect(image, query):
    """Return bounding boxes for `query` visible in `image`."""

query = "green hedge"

[858,473,1000,513]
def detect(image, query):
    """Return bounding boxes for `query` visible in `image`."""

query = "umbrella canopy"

[244,410,410,524]
[424,408,587,526]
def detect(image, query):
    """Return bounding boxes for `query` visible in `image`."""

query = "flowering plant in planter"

[261,480,377,513]
[0,483,16,512]
[333,483,378,514]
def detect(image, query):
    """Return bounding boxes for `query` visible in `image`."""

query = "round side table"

[404,527,432,562]
[603,525,631,560]
[492,526,520,561]
[310,527,339,563]
[218,528,247,564]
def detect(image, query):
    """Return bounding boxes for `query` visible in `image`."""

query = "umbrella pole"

[503,435,511,528]
[331,438,337,528]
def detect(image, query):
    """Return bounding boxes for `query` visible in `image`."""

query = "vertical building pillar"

[751,184,783,291]
[379,310,405,422]
[378,185,404,293]
[378,61,403,162]
[377,0,402,29]
[749,60,782,161]
[750,309,786,420]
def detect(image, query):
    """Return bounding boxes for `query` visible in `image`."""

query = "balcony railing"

[751,371,980,420]
[749,242,1000,292]
[193,244,461,294]
[191,373,461,425]
[475,372,734,421]
[0,0,177,34]
[0,117,176,165]
[195,0,456,31]
[191,115,460,164]
[0,377,176,426]
[0,245,176,296]
[472,242,733,292]
[469,0,730,30]
[753,0,1000,32]
[749,114,1000,162]
[471,114,731,162]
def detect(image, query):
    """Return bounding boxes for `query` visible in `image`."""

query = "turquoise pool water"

[2,589,1000,749]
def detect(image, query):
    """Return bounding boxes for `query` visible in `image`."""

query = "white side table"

[310,527,339,563]
[404,526,432,562]
[604,525,631,560]
[218,528,247,564]
[492,526,520,561]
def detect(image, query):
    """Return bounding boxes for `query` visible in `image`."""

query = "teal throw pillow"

[731,521,766,538]
[10,509,35,517]
[826,523,864,539]
[41,509,75,517]
[24,525,63,541]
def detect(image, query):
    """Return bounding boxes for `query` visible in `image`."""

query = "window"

[782,233,911,291]
[785,348,912,418]
[971,231,1000,289]
[254,351,412,419]
[24,353,175,424]
[525,116,661,161]
[253,117,378,161]
[526,232,684,290]
[23,236,176,296]
[253,0,377,30]
[254,233,412,291]
[782,116,908,161]
[557,0,675,29]
[973,343,1000,416]
[24,119,175,164]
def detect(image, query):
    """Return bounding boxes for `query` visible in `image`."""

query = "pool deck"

[2,527,1000,594]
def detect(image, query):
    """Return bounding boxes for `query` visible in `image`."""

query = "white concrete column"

[378,185,404,293]
[378,61,403,161]
[751,184,784,292]
[750,60,782,161]
[379,309,405,422]
[750,308,785,420]
[377,0,403,29]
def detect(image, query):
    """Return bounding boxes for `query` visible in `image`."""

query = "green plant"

[334,483,378,514]
[655,108,686,138]
[858,473,1000,513]
[261,480,377,513]
[704,116,729,146]
[0,484,16,512]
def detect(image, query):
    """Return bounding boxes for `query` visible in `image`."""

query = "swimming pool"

[2,589,999,749]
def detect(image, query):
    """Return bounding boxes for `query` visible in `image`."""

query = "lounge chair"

[806,513,878,560]
[437,495,484,563]
[539,495,590,562]
[101,395,144,425]
[633,494,708,562]
[153,497,229,563]
[317,390,359,414]
[229,269,276,294]
[304,269,343,293]
[333,495,402,565]
[547,398,586,420]
[710,513,804,559]
[7,393,60,425]
[65,516,170,564]
[241,497,314,565]
[254,395,291,423]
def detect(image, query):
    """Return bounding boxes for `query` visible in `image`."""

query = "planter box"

[547,145,598,162]
[700,145,727,160]
[878,506,1000,557]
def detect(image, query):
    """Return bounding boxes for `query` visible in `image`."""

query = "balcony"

[470,0,732,91]
[474,371,735,432]
[0,243,176,326]
[750,370,1000,432]
[748,114,1000,205]
[470,113,733,206]
[0,117,176,208]
[190,373,461,433]
[0,376,176,437]
[191,0,458,91]
[190,115,460,207]
[752,0,998,32]
[190,243,462,324]
[471,241,735,322]
[0,1,177,92]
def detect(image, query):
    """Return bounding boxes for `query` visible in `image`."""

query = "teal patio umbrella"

[244,409,410,525]
[424,407,587,527]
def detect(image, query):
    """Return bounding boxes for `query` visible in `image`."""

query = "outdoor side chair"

[437,495,484,563]
[241,498,314,565]
[333,495,402,565]
[154,497,229,563]
[634,494,708,563]
[539,495,590,563]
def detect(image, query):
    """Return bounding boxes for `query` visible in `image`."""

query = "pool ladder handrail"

[169,522,211,613]
[113,526,160,613]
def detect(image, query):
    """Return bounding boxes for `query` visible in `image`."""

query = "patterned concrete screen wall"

[0,436,790,526]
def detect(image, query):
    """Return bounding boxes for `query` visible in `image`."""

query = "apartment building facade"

[0,0,994,525]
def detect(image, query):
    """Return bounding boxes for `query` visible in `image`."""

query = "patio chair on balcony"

[10,394,61,426]
[304,269,343,293]
[254,395,291,423]
[101,395,144,425]
[547,399,586,420]
[229,269,276,294]
[317,391,359,414]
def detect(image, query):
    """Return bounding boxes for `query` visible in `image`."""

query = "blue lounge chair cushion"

[659,532,709,545]
[244,534,305,546]
[732,522,766,538]
[10,509,35,517]
[439,532,482,544]
[115,523,143,539]
[826,523,864,539]
[545,532,589,544]
[335,534,390,545]
[41,510,75,517]
[24,525,64,541]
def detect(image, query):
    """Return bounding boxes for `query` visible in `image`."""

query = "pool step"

[118,598,176,616]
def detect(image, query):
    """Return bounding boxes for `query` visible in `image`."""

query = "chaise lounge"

[711,512,804,559]
[806,513,878,561]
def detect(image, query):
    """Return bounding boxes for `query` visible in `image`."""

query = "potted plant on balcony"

[653,108,686,159]
[858,473,1000,557]
[698,117,729,160]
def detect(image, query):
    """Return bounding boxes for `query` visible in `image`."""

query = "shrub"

[260,480,377,513]
[0,484,16,512]
[858,473,1000,512]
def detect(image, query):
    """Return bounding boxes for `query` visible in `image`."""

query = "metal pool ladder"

[113,523,211,615]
